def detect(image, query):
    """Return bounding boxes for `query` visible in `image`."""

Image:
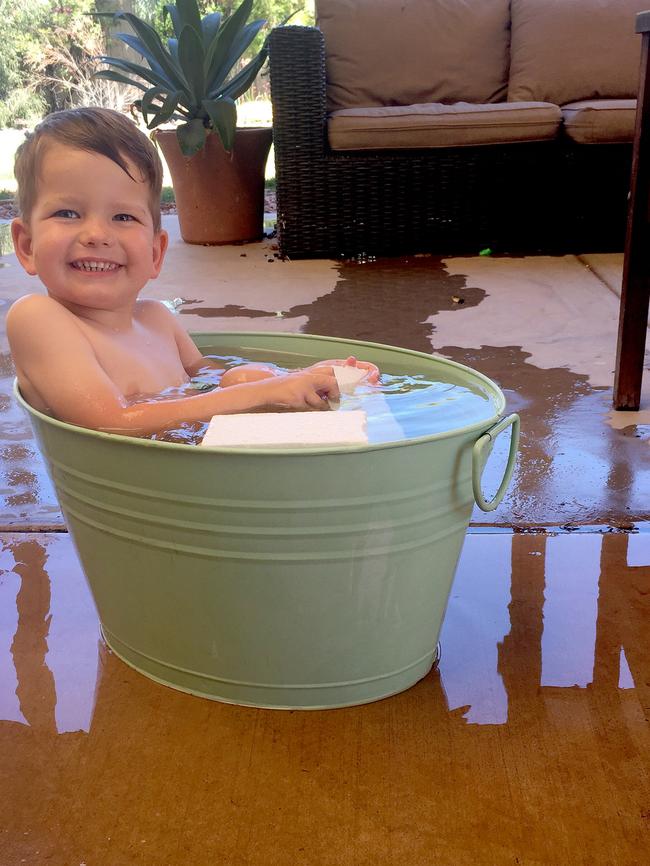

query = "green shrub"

[0,88,45,128]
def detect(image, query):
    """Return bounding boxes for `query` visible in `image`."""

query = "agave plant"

[95,0,268,156]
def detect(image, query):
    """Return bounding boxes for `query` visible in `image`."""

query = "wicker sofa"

[268,0,647,259]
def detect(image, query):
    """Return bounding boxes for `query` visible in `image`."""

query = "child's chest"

[80,321,189,398]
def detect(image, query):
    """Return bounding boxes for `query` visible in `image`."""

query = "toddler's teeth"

[73,260,119,272]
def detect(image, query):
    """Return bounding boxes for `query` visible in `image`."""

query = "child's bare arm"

[169,311,205,372]
[167,309,381,388]
[107,370,338,435]
[8,296,339,436]
[168,313,278,386]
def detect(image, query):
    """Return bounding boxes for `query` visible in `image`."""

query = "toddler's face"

[12,143,167,313]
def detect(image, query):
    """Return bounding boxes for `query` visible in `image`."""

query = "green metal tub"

[16,332,519,709]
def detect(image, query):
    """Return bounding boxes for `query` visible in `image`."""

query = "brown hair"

[14,106,164,230]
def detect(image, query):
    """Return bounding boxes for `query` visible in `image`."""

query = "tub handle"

[472,413,520,512]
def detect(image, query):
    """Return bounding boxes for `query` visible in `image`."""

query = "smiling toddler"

[7,107,378,435]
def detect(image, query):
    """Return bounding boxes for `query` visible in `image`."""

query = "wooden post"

[613,11,650,410]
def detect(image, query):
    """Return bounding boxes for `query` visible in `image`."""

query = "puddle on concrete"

[3,251,647,528]
[176,256,650,526]
[0,352,62,528]
[1,529,648,862]
[180,256,486,354]
[181,302,272,319]
[438,532,633,724]
[438,344,650,525]
[0,530,647,730]
[294,257,486,353]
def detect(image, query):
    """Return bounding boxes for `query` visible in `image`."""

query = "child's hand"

[263,370,339,410]
[307,356,380,384]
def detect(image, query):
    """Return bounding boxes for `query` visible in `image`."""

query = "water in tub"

[133,347,495,446]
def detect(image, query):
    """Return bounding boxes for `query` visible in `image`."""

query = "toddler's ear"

[11,219,37,276]
[151,228,169,278]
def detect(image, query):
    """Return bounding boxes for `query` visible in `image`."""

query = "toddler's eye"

[114,213,136,222]
[53,209,79,219]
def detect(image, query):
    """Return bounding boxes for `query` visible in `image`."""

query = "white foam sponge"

[200,409,368,448]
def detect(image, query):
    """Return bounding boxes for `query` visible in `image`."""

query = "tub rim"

[14,331,507,455]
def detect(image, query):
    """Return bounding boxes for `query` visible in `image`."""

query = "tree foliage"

[0,0,313,126]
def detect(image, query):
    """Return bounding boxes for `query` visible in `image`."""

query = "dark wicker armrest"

[268,25,328,161]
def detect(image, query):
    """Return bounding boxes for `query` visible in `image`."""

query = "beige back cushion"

[509,0,647,104]
[316,0,511,112]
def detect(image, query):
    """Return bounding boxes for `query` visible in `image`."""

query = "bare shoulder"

[134,298,176,325]
[8,292,65,317]
[7,294,78,336]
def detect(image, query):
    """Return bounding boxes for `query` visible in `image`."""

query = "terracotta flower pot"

[155,127,273,245]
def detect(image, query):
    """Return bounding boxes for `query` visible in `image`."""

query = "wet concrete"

[175,252,648,527]
[1,214,650,863]
[0,214,647,531]
[274,257,486,353]
[0,352,61,530]
[1,529,649,865]
[179,256,486,353]
[439,344,650,526]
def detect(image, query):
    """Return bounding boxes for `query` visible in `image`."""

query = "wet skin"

[7,144,363,433]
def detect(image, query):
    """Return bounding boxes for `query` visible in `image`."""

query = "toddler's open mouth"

[70,259,122,273]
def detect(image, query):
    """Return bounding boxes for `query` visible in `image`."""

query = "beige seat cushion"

[328,102,562,151]
[508,0,647,105]
[316,0,511,112]
[561,100,637,144]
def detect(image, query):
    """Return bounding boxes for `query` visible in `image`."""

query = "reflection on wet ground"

[0,353,61,529]
[172,256,650,527]
[2,234,650,862]
[0,246,648,528]
[180,256,487,353]
[440,344,650,526]
[1,530,648,864]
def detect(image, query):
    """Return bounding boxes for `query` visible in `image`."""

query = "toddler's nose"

[79,218,114,247]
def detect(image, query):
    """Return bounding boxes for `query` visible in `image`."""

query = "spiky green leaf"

[202,97,236,152]
[164,4,183,38]
[178,24,206,105]
[147,91,184,129]
[114,32,174,86]
[176,0,202,38]
[201,12,222,49]
[176,118,207,157]
[114,12,192,97]
[96,55,174,91]
[203,0,254,90]
[218,48,267,101]
[140,87,167,126]
[93,70,149,93]
[215,18,266,85]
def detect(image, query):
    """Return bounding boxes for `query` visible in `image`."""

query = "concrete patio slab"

[2,528,648,865]
[2,216,650,866]
[0,216,648,529]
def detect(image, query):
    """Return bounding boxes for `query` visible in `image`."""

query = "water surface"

[139,349,494,446]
